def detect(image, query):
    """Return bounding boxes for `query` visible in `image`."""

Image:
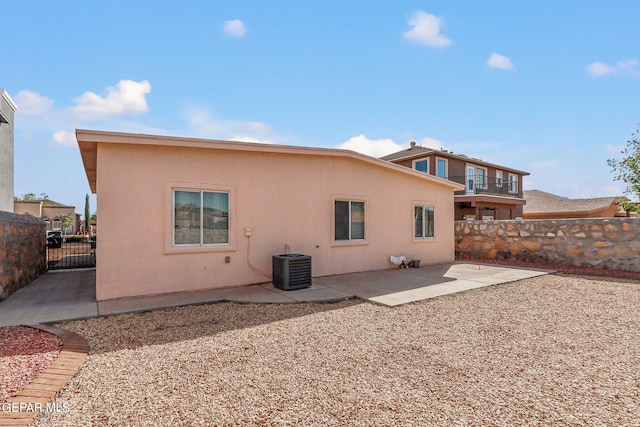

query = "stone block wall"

[0,211,46,301]
[455,218,640,272]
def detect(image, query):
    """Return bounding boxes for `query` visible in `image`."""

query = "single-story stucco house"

[76,130,464,302]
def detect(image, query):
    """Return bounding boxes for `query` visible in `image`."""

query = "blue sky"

[2,0,640,214]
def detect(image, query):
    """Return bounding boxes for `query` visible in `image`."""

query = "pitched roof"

[523,190,621,215]
[75,130,466,193]
[380,142,530,175]
[14,199,74,208]
[380,145,435,161]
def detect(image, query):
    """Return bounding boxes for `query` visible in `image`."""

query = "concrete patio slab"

[97,287,228,316]
[260,283,354,303]
[217,284,296,304]
[366,264,551,306]
[0,270,97,327]
[0,262,554,325]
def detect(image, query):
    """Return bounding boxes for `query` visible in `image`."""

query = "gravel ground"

[0,326,62,403]
[35,274,640,426]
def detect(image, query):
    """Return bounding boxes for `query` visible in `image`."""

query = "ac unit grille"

[272,254,312,290]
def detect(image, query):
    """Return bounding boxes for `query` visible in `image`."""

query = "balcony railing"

[448,175,520,198]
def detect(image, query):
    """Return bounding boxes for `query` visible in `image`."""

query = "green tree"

[59,213,74,235]
[84,194,91,234]
[608,127,640,214]
[14,192,50,204]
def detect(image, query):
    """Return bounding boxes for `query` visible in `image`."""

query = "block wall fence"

[0,211,46,301]
[455,218,640,272]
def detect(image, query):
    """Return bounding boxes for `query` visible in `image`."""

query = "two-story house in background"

[381,142,529,220]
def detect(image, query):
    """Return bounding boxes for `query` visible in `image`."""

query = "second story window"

[436,158,447,179]
[509,174,518,193]
[496,171,503,187]
[413,159,429,173]
[476,167,487,189]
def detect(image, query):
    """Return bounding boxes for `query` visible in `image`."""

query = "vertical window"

[413,159,429,173]
[415,205,435,238]
[174,190,229,246]
[496,171,503,187]
[436,158,447,179]
[509,174,518,193]
[335,200,365,241]
[44,219,50,230]
[476,167,487,189]
[53,219,61,230]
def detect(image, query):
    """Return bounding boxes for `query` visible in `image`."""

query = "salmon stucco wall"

[95,143,457,301]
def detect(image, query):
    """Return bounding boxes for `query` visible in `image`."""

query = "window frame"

[475,166,488,190]
[508,174,518,193]
[413,204,436,240]
[165,182,236,254]
[412,157,430,174]
[495,170,503,188]
[173,189,230,247]
[334,200,366,242]
[435,157,448,179]
[332,196,368,246]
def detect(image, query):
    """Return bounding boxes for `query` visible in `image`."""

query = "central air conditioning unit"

[272,254,312,290]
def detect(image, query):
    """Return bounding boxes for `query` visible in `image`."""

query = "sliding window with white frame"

[173,189,229,246]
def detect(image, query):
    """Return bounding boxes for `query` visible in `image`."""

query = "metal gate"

[46,236,96,270]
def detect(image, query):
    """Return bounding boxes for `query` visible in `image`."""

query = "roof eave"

[75,129,465,194]
[386,150,530,176]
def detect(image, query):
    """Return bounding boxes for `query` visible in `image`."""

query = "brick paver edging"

[0,324,89,426]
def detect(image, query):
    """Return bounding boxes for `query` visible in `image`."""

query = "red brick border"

[0,325,88,426]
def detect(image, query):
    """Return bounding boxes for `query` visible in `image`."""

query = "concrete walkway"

[0,262,552,326]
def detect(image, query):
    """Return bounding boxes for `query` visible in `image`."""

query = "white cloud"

[587,59,640,77]
[14,90,53,116]
[230,136,273,144]
[415,137,446,150]
[53,129,77,147]
[486,52,514,70]
[616,59,640,76]
[223,19,247,37]
[70,79,151,120]
[336,135,407,158]
[586,62,615,76]
[403,11,451,47]
[336,135,447,158]
[183,105,290,144]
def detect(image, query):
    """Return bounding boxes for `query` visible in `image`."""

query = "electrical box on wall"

[244,226,252,237]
